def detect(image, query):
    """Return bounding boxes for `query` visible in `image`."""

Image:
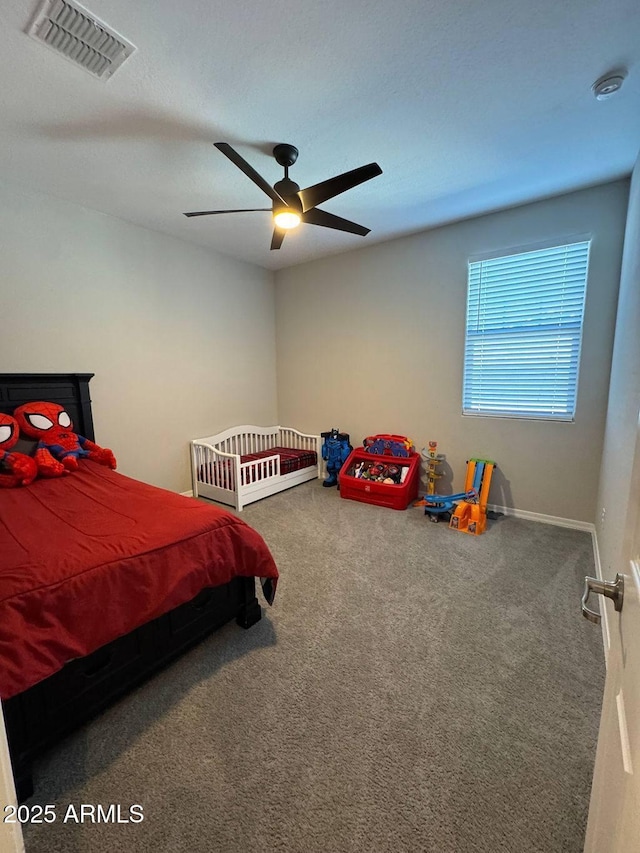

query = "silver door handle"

[581,573,624,624]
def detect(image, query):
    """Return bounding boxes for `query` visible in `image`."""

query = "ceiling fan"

[184,142,383,250]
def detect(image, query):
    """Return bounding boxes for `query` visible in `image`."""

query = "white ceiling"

[1,0,639,271]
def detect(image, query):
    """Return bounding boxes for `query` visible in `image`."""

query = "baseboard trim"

[489,504,595,533]
[180,489,194,497]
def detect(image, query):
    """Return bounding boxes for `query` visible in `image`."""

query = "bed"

[191,424,321,511]
[0,373,279,802]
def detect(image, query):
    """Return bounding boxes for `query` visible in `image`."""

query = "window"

[462,240,590,421]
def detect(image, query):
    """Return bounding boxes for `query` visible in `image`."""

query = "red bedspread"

[0,461,278,699]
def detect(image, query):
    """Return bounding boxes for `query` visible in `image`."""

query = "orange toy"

[449,458,495,535]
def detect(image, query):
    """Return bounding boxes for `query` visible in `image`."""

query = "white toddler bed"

[191,425,321,511]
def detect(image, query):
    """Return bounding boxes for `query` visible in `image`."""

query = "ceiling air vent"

[27,0,136,80]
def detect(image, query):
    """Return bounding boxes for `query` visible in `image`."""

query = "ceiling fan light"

[273,208,301,229]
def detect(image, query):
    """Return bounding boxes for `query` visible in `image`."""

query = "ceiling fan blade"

[214,142,287,206]
[184,208,270,217]
[298,162,382,213]
[271,228,286,250]
[302,207,370,236]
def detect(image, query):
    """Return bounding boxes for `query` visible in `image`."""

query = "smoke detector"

[592,71,627,100]
[27,0,136,80]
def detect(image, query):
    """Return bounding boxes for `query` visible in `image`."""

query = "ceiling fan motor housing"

[274,177,302,210]
[273,144,299,168]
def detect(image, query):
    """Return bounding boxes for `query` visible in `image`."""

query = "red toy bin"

[339,449,420,510]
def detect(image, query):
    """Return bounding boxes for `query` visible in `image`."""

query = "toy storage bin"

[339,449,421,510]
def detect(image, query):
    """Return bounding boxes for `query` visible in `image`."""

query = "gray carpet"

[23,482,604,853]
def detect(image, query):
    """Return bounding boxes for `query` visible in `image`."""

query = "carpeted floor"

[23,482,605,853]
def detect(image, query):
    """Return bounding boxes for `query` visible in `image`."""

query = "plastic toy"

[14,401,117,477]
[0,413,38,488]
[448,458,495,535]
[416,457,496,534]
[415,486,476,521]
[340,445,421,509]
[321,428,352,488]
[350,460,404,484]
[422,441,444,497]
[363,434,414,457]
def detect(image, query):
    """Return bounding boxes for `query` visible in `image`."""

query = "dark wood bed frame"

[0,373,262,802]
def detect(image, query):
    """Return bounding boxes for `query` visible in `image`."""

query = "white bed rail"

[240,453,280,486]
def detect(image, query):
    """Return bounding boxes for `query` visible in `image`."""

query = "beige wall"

[0,183,277,492]
[595,155,640,573]
[275,181,629,523]
[0,178,630,518]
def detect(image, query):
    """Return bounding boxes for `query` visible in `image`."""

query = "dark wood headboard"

[0,374,96,442]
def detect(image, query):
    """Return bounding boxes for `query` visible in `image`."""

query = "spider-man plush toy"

[13,401,116,477]
[0,413,38,488]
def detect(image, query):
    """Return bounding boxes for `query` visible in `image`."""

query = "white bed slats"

[240,454,280,486]
[192,442,238,491]
[278,427,317,452]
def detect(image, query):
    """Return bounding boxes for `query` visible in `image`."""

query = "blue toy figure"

[321,428,352,488]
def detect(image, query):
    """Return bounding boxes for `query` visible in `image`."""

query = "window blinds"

[463,240,590,420]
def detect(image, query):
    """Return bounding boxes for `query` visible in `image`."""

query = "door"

[0,704,24,853]
[584,422,640,851]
